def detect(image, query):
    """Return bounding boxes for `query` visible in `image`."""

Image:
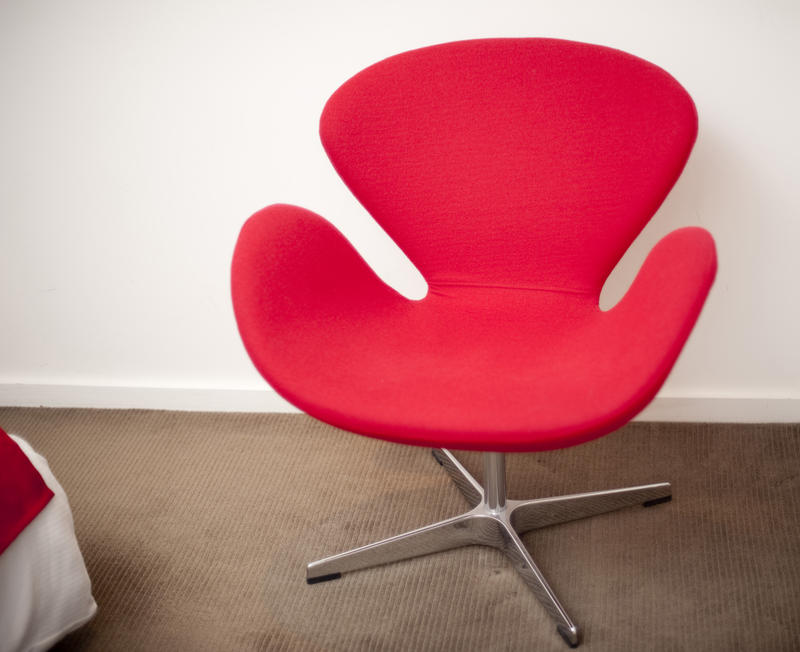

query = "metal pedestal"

[307,448,671,648]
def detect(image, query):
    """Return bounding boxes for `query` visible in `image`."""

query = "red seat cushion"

[231,39,717,452]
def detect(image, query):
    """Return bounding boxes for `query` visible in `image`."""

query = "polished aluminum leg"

[307,449,671,648]
[508,482,672,534]
[307,512,478,580]
[431,448,483,507]
[500,524,580,647]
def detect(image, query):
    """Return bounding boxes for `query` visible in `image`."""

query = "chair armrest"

[231,204,405,376]
[602,226,717,364]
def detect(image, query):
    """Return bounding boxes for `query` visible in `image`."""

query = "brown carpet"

[0,408,798,651]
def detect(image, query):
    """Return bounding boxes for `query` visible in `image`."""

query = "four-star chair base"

[306,449,672,648]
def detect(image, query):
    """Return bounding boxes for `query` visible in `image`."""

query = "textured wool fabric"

[231,39,717,451]
[320,38,699,292]
[0,425,54,554]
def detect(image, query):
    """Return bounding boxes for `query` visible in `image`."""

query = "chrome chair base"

[306,448,671,648]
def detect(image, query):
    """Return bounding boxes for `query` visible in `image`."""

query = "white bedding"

[0,436,97,652]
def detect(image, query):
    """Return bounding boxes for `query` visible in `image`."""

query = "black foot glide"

[307,572,342,585]
[557,625,580,648]
[643,495,672,507]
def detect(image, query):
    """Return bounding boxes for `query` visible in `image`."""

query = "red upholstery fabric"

[0,427,54,554]
[232,39,717,452]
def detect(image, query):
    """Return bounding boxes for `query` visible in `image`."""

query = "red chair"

[232,38,716,647]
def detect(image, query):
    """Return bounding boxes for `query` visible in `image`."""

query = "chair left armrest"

[603,226,717,362]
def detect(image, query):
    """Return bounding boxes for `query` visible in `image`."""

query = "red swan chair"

[232,39,716,647]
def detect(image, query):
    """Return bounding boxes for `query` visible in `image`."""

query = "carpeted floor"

[0,408,798,651]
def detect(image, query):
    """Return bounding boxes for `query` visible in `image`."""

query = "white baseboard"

[635,396,799,422]
[0,384,798,422]
[0,384,299,413]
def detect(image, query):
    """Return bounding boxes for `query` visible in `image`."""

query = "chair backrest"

[320,38,697,296]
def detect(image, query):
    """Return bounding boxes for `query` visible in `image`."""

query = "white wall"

[1,0,798,419]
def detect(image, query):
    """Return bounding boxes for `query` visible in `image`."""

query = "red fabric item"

[232,39,717,452]
[0,427,54,554]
